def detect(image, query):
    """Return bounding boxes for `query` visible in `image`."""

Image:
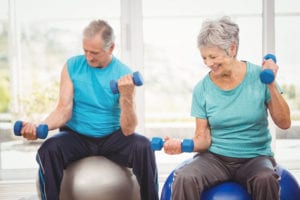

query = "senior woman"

[163,16,290,200]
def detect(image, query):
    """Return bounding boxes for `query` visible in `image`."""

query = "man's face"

[82,34,112,67]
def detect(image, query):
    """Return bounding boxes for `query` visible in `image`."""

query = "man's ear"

[109,43,115,53]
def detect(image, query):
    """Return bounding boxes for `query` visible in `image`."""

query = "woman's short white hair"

[197,16,239,56]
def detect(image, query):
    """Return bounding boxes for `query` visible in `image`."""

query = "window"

[2,0,120,175]
[276,0,300,120]
[0,0,9,113]
[143,0,262,129]
[13,0,120,121]
[2,0,299,194]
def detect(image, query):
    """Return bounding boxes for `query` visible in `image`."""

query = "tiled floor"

[0,139,300,200]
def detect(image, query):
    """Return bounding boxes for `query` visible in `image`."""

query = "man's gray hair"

[83,19,115,51]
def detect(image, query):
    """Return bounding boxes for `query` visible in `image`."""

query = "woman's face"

[200,46,232,76]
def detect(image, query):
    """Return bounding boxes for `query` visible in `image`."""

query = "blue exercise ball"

[277,165,300,200]
[160,171,174,199]
[160,159,300,200]
[201,182,251,200]
[160,172,251,200]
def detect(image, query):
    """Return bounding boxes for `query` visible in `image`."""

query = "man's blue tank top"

[66,55,132,137]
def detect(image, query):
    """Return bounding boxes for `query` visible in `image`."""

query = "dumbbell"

[110,71,144,94]
[151,137,194,152]
[260,54,277,84]
[13,120,48,139]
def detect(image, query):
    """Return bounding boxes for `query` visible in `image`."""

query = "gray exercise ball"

[37,156,140,200]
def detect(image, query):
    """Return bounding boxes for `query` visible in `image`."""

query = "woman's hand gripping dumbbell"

[14,120,48,139]
[110,71,144,94]
[151,137,194,153]
[260,54,277,84]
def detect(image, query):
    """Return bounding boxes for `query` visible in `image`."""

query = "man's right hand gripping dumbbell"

[151,137,194,153]
[14,121,48,139]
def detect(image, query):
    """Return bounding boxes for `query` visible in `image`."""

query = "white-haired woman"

[163,16,290,200]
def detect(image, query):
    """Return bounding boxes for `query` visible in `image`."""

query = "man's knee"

[36,136,66,164]
[39,137,59,153]
[131,134,152,150]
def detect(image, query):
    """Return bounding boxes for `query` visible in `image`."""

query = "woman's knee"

[173,167,206,192]
[246,168,280,199]
[174,170,196,186]
[256,168,278,180]
[249,168,279,189]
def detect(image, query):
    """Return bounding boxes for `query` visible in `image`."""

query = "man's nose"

[85,52,93,60]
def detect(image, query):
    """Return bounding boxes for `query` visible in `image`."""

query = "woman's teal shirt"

[191,61,279,158]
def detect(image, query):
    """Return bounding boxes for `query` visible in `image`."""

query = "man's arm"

[118,74,137,136]
[21,64,74,140]
[42,64,74,130]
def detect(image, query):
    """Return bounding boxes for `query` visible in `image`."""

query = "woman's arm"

[163,118,211,155]
[193,118,212,152]
[263,59,291,129]
[267,83,291,129]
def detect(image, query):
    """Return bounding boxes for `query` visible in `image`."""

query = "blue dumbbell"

[260,54,277,84]
[110,71,144,94]
[13,120,48,139]
[151,137,194,152]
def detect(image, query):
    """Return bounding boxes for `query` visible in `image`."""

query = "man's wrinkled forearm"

[120,96,137,136]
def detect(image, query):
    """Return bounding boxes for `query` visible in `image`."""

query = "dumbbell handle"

[151,137,194,152]
[260,54,277,84]
[110,71,144,94]
[13,121,48,139]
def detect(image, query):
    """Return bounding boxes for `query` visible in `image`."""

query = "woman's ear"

[230,42,237,57]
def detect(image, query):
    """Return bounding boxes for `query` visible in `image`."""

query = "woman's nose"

[205,59,214,67]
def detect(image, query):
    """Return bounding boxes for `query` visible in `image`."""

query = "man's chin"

[88,62,100,68]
